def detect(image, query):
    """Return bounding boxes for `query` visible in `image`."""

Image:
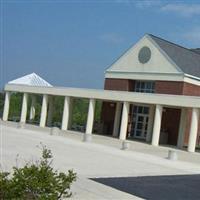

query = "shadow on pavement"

[91,174,200,200]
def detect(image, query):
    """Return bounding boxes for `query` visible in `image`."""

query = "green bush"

[0,145,77,199]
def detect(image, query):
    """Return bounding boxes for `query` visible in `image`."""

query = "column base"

[177,144,184,150]
[83,133,92,142]
[50,127,60,136]
[167,150,178,161]
[112,132,119,138]
[17,122,25,129]
[187,149,195,153]
[121,140,130,150]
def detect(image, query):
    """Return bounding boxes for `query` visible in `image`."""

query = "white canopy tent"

[7,73,52,121]
[8,73,52,87]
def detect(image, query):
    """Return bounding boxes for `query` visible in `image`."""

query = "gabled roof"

[106,34,183,76]
[8,73,52,87]
[148,34,200,78]
[190,48,200,55]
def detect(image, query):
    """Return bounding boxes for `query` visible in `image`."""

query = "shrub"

[0,144,76,199]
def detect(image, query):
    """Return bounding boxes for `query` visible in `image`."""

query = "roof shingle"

[149,34,200,78]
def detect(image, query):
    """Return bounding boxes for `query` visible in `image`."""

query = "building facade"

[2,34,200,153]
[101,34,200,147]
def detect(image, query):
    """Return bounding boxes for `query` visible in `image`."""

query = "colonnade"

[110,101,199,153]
[2,91,200,153]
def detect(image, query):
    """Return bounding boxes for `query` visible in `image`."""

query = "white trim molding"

[105,71,184,82]
[4,84,200,108]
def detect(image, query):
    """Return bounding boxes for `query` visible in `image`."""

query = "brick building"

[101,34,200,146]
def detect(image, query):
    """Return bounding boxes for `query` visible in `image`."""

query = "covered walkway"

[2,83,200,152]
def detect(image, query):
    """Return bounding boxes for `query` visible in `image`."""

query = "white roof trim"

[184,75,200,86]
[184,73,200,82]
[105,71,184,82]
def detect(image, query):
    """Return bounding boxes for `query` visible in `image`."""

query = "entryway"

[128,106,150,140]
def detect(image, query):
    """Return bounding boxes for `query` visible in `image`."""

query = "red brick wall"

[154,80,200,96]
[102,78,135,134]
[155,81,183,95]
[104,78,135,91]
[161,108,181,145]
[183,82,200,96]
[101,102,116,135]
[182,83,200,146]
[155,81,183,145]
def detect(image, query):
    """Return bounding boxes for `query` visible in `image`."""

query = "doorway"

[134,114,149,139]
[129,106,150,140]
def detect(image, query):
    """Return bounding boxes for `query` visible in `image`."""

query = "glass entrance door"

[134,114,149,139]
[129,106,150,139]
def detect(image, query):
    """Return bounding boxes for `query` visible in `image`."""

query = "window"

[135,81,155,93]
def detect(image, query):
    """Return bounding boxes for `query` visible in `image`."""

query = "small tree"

[0,144,76,199]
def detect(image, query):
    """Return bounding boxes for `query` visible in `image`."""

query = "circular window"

[138,46,151,64]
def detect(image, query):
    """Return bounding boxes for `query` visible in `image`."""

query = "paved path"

[1,122,200,199]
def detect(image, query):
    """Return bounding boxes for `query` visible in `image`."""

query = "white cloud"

[115,0,162,9]
[99,33,124,44]
[115,0,130,3]
[119,1,200,17]
[161,4,200,17]
[182,27,200,44]
[134,0,162,9]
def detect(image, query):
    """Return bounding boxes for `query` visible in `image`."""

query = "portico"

[2,83,200,153]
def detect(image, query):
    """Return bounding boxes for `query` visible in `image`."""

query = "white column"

[177,108,187,149]
[40,94,48,127]
[68,98,74,129]
[86,99,96,134]
[29,95,36,120]
[47,96,54,126]
[188,108,199,153]
[119,101,130,140]
[3,91,11,121]
[146,105,155,143]
[61,96,70,130]
[113,102,122,137]
[151,104,163,146]
[20,93,28,123]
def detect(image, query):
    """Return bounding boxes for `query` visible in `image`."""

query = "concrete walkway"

[1,122,200,199]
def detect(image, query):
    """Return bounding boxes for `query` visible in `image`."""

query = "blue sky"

[1,0,200,89]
